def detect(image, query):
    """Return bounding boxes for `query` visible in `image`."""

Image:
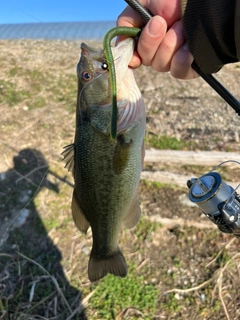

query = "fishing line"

[78,69,108,110]
[5,0,43,22]
[2,167,50,245]
[124,0,240,116]
[77,69,109,135]
[210,160,240,172]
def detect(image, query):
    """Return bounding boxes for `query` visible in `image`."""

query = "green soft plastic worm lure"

[103,27,141,140]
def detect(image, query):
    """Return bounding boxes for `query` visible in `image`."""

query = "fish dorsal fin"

[62,144,75,176]
[123,197,142,229]
[72,190,90,234]
[88,247,128,282]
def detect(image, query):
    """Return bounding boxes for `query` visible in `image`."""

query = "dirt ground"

[0,39,240,319]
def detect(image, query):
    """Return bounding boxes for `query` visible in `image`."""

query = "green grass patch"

[4,66,77,110]
[215,250,232,266]
[173,256,182,268]
[145,134,196,150]
[163,293,182,312]
[27,96,46,109]
[0,79,31,106]
[142,180,172,189]
[9,67,46,82]
[48,74,77,111]
[140,180,183,193]
[90,264,158,319]
[43,217,61,231]
[135,217,161,242]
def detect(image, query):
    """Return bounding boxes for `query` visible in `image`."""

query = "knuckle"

[152,58,170,72]
[156,65,170,73]
[161,35,176,53]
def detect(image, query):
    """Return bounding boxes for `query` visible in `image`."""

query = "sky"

[0,0,127,24]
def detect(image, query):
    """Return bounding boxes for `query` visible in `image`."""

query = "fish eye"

[101,62,108,70]
[81,71,92,81]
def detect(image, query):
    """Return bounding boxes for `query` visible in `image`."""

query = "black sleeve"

[181,0,239,73]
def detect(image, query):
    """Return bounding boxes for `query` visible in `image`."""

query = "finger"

[117,6,144,68]
[170,44,199,79]
[137,15,167,66]
[117,0,181,28]
[151,20,185,72]
[117,5,146,28]
[128,51,142,68]
[115,36,141,68]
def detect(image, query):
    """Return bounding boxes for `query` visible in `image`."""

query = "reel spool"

[187,161,240,236]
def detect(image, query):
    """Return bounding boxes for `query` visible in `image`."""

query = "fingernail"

[176,45,193,65]
[147,16,165,37]
[182,43,189,51]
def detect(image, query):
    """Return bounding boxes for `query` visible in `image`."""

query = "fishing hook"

[103,26,141,140]
[103,0,240,139]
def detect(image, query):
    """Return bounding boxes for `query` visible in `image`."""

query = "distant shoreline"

[0,21,115,41]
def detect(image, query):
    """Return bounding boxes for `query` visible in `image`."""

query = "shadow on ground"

[0,148,86,319]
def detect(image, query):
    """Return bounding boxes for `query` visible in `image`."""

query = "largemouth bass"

[63,37,145,282]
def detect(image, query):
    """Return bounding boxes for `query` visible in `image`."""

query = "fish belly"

[73,117,144,281]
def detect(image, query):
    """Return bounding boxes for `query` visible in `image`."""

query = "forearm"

[181,0,240,73]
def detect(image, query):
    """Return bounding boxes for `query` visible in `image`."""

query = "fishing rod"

[104,0,240,139]
[124,0,240,116]
[122,0,240,236]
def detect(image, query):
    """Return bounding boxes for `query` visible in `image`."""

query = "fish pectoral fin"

[62,144,75,176]
[88,247,128,282]
[113,135,132,175]
[123,197,142,228]
[72,190,90,234]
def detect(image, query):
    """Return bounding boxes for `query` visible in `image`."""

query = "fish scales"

[63,38,146,282]
[75,122,142,242]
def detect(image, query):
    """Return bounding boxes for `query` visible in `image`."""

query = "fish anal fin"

[62,144,75,176]
[88,247,128,282]
[123,197,142,228]
[71,190,90,234]
[113,135,132,175]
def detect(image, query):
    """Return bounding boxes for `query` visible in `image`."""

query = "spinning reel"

[187,161,240,236]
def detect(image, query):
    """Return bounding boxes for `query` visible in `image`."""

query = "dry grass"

[1,39,240,319]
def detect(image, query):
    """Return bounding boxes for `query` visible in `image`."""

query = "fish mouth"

[111,38,134,80]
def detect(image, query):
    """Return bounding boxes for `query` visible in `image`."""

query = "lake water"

[0,21,116,41]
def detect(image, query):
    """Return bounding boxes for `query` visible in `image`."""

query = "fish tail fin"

[88,248,128,282]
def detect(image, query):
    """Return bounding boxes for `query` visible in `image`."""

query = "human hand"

[117,0,199,79]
